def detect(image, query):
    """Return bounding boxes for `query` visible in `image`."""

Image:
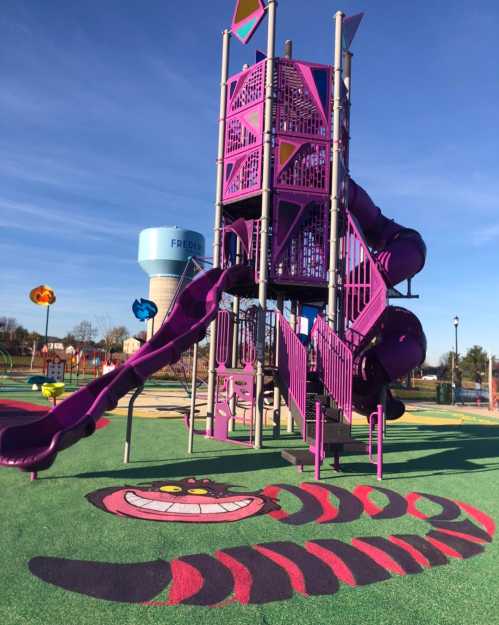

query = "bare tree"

[0,317,19,341]
[72,320,98,347]
[103,325,129,353]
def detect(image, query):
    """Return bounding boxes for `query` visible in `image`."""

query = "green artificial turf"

[1,409,498,625]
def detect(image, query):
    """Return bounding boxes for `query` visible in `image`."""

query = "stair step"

[306,422,352,443]
[281,448,315,467]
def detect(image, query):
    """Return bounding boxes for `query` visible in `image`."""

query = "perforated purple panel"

[271,193,329,285]
[226,60,266,117]
[223,147,262,201]
[274,138,330,193]
[276,59,331,140]
[224,103,264,158]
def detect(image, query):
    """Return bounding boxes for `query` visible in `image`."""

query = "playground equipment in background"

[41,383,65,406]
[0,5,426,481]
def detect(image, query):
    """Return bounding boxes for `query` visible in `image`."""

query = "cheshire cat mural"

[29,479,495,607]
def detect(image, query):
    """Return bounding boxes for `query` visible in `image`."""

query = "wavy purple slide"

[348,178,427,419]
[0,264,252,474]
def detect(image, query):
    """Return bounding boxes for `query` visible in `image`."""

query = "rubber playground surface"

[1,387,498,625]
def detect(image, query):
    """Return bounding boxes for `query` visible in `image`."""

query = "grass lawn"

[1,397,498,625]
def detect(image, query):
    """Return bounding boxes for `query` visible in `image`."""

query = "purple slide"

[348,178,427,419]
[0,264,252,474]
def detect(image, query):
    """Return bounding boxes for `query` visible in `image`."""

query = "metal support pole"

[284,39,293,59]
[44,305,50,349]
[327,11,344,330]
[273,295,284,438]
[255,0,277,450]
[228,239,242,432]
[451,351,455,405]
[489,353,494,411]
[124,385,144,463]
[287,300,297,433]
[188,342,198,453]
[207,28,231,436]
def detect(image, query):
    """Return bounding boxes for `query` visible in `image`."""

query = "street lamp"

[452,316,459,405]
[453,316,459,361]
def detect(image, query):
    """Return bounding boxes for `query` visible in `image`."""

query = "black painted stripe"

[28,557,171,603]
[391,534,448,567]
[309,539,391,586]
[426,531,485,559]
[355,536,423,574]
[258,541,339,596]
[220,546,293,604]
[176,554,234,606]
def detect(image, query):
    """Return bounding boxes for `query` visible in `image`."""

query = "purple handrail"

[343,213,387,347]
[311,315,353,424]
[276,310,307,430]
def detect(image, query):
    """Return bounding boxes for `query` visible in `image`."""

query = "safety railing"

[276,310,307,428]
[343,213,387,349]
[311,315,353,424]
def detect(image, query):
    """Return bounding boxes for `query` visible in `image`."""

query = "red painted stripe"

[388,536,431,568]
[262,485,288,521]
[304,542,356,587]
[300,483,339,523]
[253,545,307,596]
[95,417,111,430]
[215,550,251,605]
[351,539,405,576]
[167,559,204,605]
[431,527,487,545]
[353,485,383,517]
[406,492,430,520]
[455,500,496,538]
[425,536,463,560]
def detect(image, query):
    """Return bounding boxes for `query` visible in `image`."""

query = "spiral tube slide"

[0,264,252,473]
[348,179,427,419]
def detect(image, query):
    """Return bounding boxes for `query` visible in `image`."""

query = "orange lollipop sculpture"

[29,285,56,352]
[29,285,56,306]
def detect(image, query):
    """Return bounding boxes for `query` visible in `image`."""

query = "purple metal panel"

[271,192,329,285]
[223,147,262,201]
[224,102,264,158]
[311,315,353,424]
[276,311,307,430]
[239,307,257,367]
[216,310,233,367]
[276,59,332,140]
[274,137,330,194]
[226,60,266,117]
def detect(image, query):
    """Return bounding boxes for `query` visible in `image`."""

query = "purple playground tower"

[0,2,426,478]
[203,1,427,468]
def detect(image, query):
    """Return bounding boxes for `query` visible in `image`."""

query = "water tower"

[138,226,205,338]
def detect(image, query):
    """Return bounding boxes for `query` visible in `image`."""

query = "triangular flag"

[231,0,266,45]
[256,49,266,63]
[342,12,364,49]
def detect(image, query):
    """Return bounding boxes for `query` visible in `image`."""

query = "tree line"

[0,316,133,355]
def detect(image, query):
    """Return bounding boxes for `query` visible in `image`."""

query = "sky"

[0,0,498,364]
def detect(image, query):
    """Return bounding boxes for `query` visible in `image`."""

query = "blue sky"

[1,0,498,364]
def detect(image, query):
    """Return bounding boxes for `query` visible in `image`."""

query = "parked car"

[421,374,438,381]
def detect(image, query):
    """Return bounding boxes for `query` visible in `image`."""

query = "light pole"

[452,316,459,404]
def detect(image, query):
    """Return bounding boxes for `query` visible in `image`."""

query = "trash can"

[436,383,452,404]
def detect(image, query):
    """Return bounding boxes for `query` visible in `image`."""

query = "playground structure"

[0,4,427,479]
